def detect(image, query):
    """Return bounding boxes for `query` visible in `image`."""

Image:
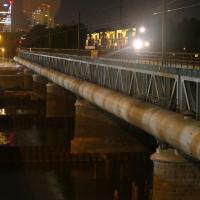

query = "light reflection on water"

[0,132,14,145]
[0,108,6,115]
[0,108,38,115]
[0,132,8,144]
[0,105,152,199]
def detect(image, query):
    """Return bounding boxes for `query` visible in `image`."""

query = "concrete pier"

[46,82,76,118]
[0,75,24,90]
[24,68,33,90]
[151,149,200,200]
[0,66,24,90]
[0,67,23,75]
[46,83,76,150]
[32,74,47,100]
[71,99,147,153]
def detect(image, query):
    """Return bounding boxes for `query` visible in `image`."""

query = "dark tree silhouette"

[175,18,200,52]
[25,24,87,49]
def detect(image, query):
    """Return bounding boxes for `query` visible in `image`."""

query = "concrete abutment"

[151,149,200,200]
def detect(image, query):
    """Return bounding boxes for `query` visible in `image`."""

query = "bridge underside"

[14,56,200,161]
[4,55,198,199]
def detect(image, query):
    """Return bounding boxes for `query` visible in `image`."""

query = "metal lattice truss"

[180,76,200,119]
[19,51,200,119]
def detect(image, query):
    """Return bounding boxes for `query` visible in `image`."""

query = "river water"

[0,93,153,200]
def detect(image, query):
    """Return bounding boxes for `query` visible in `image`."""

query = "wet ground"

[0,90,153,200]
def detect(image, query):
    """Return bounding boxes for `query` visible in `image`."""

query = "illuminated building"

[85,27,137,49]
[31,4,54,28]
[0,0,12,32]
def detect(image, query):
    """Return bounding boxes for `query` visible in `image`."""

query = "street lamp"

[139,26,146,33]
[133,39,143,50]
[144,41,150,47]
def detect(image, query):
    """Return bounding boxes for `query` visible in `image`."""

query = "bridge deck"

[18,50,200,119]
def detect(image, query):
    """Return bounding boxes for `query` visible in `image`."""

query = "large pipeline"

[14,56,200,160]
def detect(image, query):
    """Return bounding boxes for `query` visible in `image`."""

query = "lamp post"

[48,29,51,48]
[119,0,123,27]
[1,48,5,61]
[162,0,166,63]
[78,11,80,50]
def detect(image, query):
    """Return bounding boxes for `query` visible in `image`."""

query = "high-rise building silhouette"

[0,0,12,32]
[31,4,54,28]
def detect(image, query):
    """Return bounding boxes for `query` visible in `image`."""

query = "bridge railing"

[18,50,200,119]
[19,48,200,70]
[18,50,179,109]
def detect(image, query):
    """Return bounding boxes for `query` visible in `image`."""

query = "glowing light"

[133,39,143,50]
[3,4,8,7]
[139,27,146,33]
[1,48,5,52]
[144,41,150,47]
[0,109,6,115]
[114,42,118,47]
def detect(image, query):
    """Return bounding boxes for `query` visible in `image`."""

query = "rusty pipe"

[14,56,200,160]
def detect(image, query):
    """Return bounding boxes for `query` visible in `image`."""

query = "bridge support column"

[46,82,76,118]
[0,67,24,90]
[45,82,76,149]
[151,149,200,200]
[32,74,47,100]
[0,66,23,75]
[24,68,33,90]
[71,99,150,199]
[71,99,147,153]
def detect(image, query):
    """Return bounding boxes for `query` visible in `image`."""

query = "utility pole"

[65,31,68,49]
[78,11,80,50]
[119,0,123,27]
[48,29,51,48]
[162,0,166,62]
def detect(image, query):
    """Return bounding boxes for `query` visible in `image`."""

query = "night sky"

[8,0,200,30]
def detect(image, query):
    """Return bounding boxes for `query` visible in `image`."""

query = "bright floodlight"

[144,41,150,47]
[133,39,143,50]
[139,27,146,33]
[1,48,5,52]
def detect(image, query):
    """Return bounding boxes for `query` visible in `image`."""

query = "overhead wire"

[153,2,200,15]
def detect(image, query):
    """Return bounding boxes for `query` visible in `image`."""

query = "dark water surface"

[0,97,153,200]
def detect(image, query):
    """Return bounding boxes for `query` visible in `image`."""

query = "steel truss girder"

[19,51,200,118]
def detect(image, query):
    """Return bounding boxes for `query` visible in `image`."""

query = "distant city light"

[139,27,146,33]
[144,41,150,47]
[31,4,54,28]
[0,1,12,32]
[133,39,143,49]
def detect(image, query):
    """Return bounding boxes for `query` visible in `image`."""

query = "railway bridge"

[14,49,200,199]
